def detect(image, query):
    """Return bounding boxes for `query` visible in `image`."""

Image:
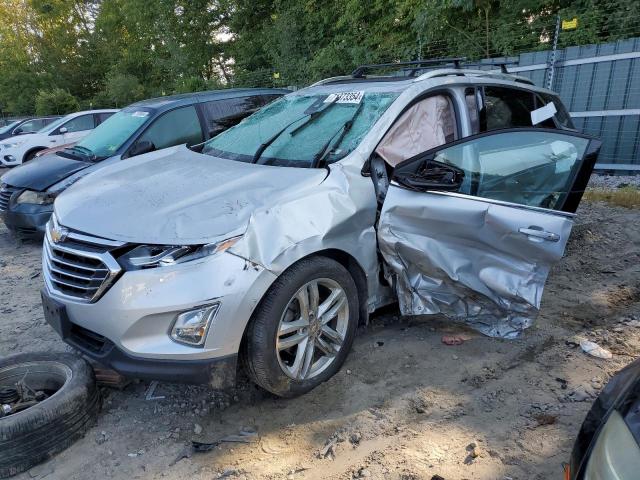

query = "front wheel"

[244,256,359,397]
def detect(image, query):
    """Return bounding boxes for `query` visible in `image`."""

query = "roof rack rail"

[351,58,466,78]
[462,59,519,73]
[412,68,534,85]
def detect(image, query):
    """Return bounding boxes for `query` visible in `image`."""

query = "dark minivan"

[0,88,288,237]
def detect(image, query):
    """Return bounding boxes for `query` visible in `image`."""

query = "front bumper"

[42,247,278,384]
[1,201,52,237]
[42,287,237,386]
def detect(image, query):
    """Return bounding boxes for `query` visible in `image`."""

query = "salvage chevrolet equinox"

[41,59,601,397]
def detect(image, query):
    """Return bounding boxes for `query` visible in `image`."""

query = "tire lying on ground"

[0,353,100,478]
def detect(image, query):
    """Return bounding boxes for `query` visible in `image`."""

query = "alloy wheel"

[276,278,349,380]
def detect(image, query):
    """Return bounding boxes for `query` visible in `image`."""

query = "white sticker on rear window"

[324,91,364,104]
[132,111,149,118]
[530,102,557,125]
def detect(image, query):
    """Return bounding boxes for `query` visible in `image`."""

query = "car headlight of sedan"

[117,236,242,270]
[16,190,56,205]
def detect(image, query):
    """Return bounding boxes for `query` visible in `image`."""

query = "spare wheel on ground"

[0,352,100,478]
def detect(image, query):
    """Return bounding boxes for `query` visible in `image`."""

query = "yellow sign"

[562,18,578,30]
[273,72,280,79]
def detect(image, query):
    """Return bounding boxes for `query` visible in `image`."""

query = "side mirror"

[58,127,68,134]
[13,127,23,135]
[394,158,464,192]
[128,140,155,157]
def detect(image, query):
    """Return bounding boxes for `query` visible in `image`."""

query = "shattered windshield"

[202,90,399,167]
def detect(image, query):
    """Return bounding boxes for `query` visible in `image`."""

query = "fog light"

[170,303,219,347]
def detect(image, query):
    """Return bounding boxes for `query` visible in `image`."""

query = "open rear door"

[377,128,601,338]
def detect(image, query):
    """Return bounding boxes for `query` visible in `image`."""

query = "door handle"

[518,227,560,242]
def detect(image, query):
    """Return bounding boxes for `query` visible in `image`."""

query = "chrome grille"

[43,218,124,303]
[0,184,18,212]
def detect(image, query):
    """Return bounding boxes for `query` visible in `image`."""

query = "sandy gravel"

[1,188,639,479]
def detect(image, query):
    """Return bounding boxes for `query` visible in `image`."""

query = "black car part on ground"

[568,358,640,479]
[0,352,100,478]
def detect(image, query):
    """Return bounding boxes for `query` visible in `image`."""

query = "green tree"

[104,72,145,107]
[34,89,80,115]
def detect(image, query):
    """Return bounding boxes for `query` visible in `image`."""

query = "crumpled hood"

[1,153,91,190]
[54,145,328,244]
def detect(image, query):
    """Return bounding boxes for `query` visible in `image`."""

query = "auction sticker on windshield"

[132,111,150,118]
[324,91,364,104]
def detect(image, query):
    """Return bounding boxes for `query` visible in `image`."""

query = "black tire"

[0,353,100,478]
[244,256,359,398]
[23,150,41,162]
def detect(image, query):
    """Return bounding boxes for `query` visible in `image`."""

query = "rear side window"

[202,95,281,137]
[96,112,115,125]
[538,93,575,129]
[62,114,95,133]
[137,105,203,150]
[481,87,535,131]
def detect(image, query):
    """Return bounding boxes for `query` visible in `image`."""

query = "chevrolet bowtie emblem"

[50,223,69,243]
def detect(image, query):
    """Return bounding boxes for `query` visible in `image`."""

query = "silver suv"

[41,61,601,397]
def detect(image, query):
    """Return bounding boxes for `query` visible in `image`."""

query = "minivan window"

[137,105,203,150]
[202,94,281,137]
[203,91,400,167]
[76,108,154,159]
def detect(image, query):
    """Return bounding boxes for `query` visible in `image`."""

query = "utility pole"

[546,14,561,89]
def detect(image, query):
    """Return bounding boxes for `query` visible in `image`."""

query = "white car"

[0,109,117,166]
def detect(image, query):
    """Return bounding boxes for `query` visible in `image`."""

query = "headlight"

[117,236,242,270]
[170,303,220,346]
[1,140,25,149]
[16,190,55,205]
[584,410,640,479]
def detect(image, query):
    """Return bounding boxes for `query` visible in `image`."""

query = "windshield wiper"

[251,116,305,164]
[252,97,342,165]
[311,101,365,168]
[288,97,338,136]
[65,145,96,161]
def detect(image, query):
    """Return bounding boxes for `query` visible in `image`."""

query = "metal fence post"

[546,14,561,89]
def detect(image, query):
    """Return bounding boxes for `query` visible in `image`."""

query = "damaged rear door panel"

[377,128,601,338]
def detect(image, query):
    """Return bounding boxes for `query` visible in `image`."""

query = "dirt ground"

[1,190,639,480]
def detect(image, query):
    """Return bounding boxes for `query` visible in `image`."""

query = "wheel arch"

[238,249,370,360]
[314,248,369,326]
[23,146,46,162]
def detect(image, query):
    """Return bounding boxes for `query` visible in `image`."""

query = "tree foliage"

[35,88,80,115]
[0,0,638,115]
